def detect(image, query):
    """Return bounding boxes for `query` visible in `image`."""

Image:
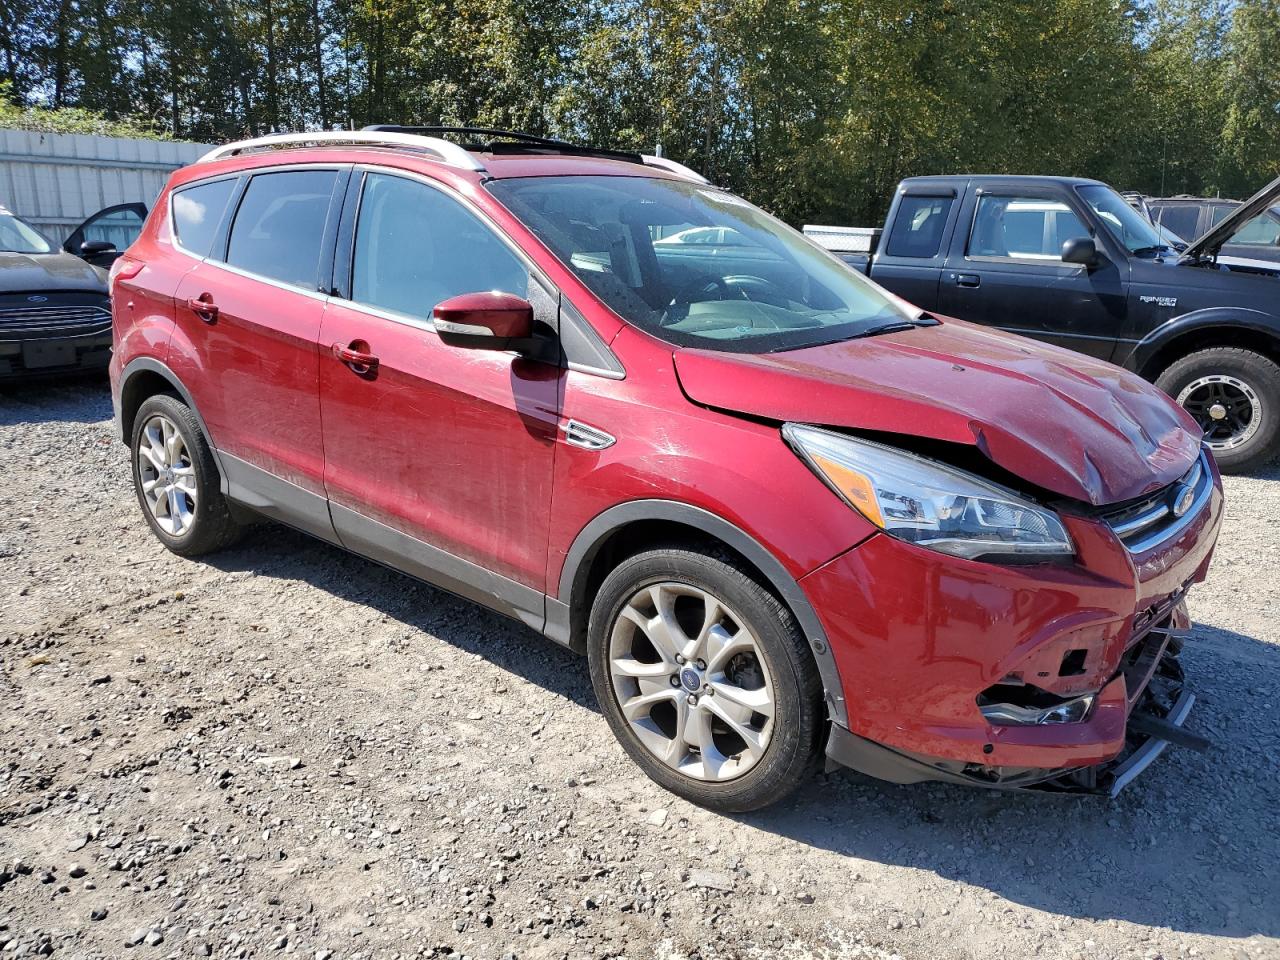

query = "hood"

[673,319,1202,506]
[1180,173,1280,262]
[0,251,106,294]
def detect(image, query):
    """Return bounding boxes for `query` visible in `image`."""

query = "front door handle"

[186,294,219,321]
[331,341,379,375]
[955,273,982,288]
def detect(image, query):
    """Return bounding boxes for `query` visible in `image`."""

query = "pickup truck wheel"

[130,394,244,556]
[1157,347,1280,473]
[587,546,823,813]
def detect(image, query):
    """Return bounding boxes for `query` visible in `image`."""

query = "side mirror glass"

[433,292,534,350]
[1061,237,1099,267]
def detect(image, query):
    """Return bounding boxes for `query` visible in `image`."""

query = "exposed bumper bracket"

[1107,690,1196,797]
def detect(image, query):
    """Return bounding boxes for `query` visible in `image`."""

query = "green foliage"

[0,81,171,138]
[3,0,1277,223]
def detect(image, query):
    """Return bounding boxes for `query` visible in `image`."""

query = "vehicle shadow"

[741,621,1280,940]
[202,522,600,713]
[201,522,1276,940]
[0,374,112,426]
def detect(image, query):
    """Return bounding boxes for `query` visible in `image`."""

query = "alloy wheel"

[607,582,775,781]
[1177,375,1262,451]
[136,414,198,536]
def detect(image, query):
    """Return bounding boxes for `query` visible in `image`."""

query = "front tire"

[1156,347,1280,474]
[587,546,823,812]
[130,394,243,556]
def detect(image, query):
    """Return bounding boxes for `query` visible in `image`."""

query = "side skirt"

[220,453,549,636]
[329,504,546,634]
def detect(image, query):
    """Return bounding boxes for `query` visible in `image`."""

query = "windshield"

[0,211,54,254]
[1077,185,1167,255]
[486,176,914,353]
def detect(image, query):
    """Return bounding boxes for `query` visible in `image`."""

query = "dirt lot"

[1,379,1277,960]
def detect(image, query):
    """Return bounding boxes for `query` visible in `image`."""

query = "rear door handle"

[954,273,981,288]
[186,294,219,321]
[331,341,379,374]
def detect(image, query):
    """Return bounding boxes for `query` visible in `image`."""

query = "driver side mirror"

[1061,237,1100,268]
[433,292,534,351]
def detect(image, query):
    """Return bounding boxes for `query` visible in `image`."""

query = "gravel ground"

[1,379,1277,960]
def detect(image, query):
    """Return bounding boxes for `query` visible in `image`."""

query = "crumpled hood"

[673,318,1202,506]
[0,251,106,294]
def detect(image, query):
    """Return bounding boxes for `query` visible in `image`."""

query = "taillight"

[108,255,144,298]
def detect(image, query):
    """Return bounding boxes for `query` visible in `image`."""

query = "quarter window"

[969,195,1089,261]
[351,173,528,322]
[172,179,237,257]
[885,195,953,258]
[226,170,338,288]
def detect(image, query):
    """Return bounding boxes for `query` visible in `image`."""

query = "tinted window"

[970,196,1087,260]
[351,173,528,322]
[1153,205,1200,241]
[172,179,237,257]
[226,171,337,287]
[885,195,953,258]
[1209,204,1235,226]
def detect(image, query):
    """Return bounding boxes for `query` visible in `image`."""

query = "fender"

[549,498,850,726]
[1122,306,1280,376]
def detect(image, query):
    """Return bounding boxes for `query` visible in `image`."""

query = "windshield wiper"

[1131,244,1171,257]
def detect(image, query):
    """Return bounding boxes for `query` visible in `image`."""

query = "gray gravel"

[1,379,1278,960]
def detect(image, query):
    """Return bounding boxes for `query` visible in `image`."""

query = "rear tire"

[130,394,243,556]
[587,545,823,812]
[1156,347,1280,474]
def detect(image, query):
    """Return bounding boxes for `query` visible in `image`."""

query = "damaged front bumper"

[825,612,1207,797]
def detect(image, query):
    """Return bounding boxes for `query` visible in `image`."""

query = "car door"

[937,186,1128,360]
[63,202,148,266]
[168,166,348,543]
[317,168,560,627]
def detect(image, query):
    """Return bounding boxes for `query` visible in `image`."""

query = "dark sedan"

[0,203,144,378]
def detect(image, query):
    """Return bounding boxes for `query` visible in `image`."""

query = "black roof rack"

[362,125,644,165]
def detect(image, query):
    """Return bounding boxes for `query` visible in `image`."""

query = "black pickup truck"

[806,174,1280,472]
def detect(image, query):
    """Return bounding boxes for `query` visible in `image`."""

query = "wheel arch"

[550,499,849,726]
[117,358,219,461]
[1130,308,1280,381]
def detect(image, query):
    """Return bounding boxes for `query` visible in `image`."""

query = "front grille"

[0,304,112,334]
[1101,451,1212,553]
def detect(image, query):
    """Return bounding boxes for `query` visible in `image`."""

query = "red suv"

[109,128,1222,811]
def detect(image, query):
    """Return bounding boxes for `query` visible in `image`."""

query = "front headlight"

[783,424,1073,562]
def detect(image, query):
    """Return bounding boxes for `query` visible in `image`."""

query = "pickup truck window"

[884,196,953,258]
[969,196,1087,261]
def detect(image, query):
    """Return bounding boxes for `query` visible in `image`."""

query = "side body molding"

[548,499,849,726]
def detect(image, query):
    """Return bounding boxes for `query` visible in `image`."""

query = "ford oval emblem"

[27,295,48,303]
[1171,483,1196,518]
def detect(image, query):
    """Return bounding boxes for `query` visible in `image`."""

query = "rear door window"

[226,170,339,288]
[172,179,238,257]
[1152,204,1201,241]
[884,195,953,258]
